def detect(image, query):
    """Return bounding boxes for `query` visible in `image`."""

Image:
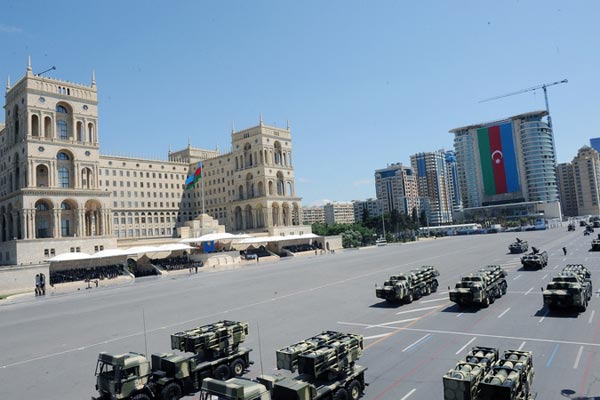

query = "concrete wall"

[0,264,49,296]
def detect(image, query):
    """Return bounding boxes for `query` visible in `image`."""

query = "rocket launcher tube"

[170,320,249,356]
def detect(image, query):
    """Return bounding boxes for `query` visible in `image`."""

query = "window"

[57,152,70,161]
[36,202,49,211]
[58,166,69,188]
[57,120,68,139]
[56,105,68,113]
[61,220,70,236]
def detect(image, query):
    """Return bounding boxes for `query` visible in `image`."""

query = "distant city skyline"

[1,1,598,205]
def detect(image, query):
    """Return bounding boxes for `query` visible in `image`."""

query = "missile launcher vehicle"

[520,247,548,270]
[508,238,528,254]
[567,223,575,231]
[93,321,252,400]
[448,265,508,308]
[443,346,499,400]
[479,350,536,400]
[199,331,367,400]
[375,265,440,304]
[543,266,592,312]
[592,234,600,251]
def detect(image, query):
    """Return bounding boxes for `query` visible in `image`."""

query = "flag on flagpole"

[184,162,202,190]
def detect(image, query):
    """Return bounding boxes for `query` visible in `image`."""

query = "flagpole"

[201,173,205,215]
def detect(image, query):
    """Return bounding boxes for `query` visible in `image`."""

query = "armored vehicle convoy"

[93,320,252,400]
[520,247,548,270]
[449,265,508,308]
[592,234,600,251]
[444,347,536,400]
[199,331,367,400]
[508,238,528,254]
[543,266,592,312]
[375,266,440,304]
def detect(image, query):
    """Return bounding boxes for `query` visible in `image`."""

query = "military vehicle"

[479,350,536,400]
[585,224,594,235]
[520,247,548,270]
[198,331,367,400]
[375,266,440,304]
[591,234,600,251]
[567,224,575,231]
[93,320,252,400]
[508,238,528,254]
[543,266,592,312]
[448,265,508,308]
[443,346,499,400]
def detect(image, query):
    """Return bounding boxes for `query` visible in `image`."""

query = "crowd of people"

[49,264,124,285]
[283,243,318,253]
[151,256,199,271]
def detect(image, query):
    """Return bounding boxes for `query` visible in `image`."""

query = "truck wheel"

[160,383,182,400]
[501,282,507,295]
[482,296,490,308]
[580,300,588,312]
[214,364,232,380]
[333,388,349,400]
[132,394,151,400]
[424,284,431,295]
[414,288,422,300]
[406,291,414,303]
[432,280,438,293]
[347,380,362,400]
[230,358,245,376]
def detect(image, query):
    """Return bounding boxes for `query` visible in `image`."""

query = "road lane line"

[498,308,511,319]
[553,264,560,270]
[562,258,567,262]
[518,341,526,350]
[513,274,522,281]
[455,337,477,355]
[420,297,450,304]
[402,334,432,352]
[539,310,549,324]
[589,310,595,325]
[542,274,548,280]
[456,313,464,318]
[400,389,416,400]
[364,333,393,340]
[396,306,441,315]
[525,287,533,295]
[573,346,584,369]
[366,318,420,328]
[546,344,559,367]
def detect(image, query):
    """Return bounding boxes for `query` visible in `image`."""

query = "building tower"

[557,162,578,217]
[374,163,420,216]
[410,150,453,225]
[572,146,600,216]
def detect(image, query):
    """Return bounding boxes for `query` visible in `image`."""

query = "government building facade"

[0,59,307,265]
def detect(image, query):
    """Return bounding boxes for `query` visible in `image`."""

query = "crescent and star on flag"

[491,150,504,165]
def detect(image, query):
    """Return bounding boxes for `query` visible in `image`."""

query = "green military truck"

[591,234,600,251]
[93,320,252,400]
[508,238,528,254]
[520,247,548,270]
[375,265,440,304]
[443,346,499,400]
[543,265,592,312]
[199,331,367,400]
[448,265,508,308]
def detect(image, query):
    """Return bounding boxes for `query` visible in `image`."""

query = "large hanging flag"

[184,162,202,190]
[477,122,520,195]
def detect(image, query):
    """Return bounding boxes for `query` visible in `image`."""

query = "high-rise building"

[374,163,420,216]
[450,111,561,219]
[557,162,578,217]
[301,206,325,225]
[410,150,453,225]
[323,202,355,225]
[590,138,600,153]
[0,59,308,265]
[444,150,463,214]
[352,198,383,222]
[572,146,600,216]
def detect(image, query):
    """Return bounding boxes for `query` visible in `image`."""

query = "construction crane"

[479,79,568,128]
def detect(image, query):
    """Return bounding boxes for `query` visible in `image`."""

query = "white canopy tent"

[48,252,93,262]
[179,233,251,243]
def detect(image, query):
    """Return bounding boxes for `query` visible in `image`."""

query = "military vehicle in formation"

[93,320,252,400]
[444,347,536,400]
[448,265,508,308]
[375,266,440,304]
[508,238,528,254]
[591,234,600,251]
[543,265,592,312]
[520,247,548,270]
[199,331,367,400]
[567,223,575,231]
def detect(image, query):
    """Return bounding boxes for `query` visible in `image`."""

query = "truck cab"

[94,352,151,400]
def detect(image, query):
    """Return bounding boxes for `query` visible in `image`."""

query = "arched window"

[57,152,70,160]
[56,105,68,113]
[57,120,68,139]
[58,166,70,188]
[87,123,94,142]
[61,202,71,210]
[31,115,39,137]
[36,202,49,211]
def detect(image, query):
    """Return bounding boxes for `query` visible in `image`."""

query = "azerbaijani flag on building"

[184,162,202,190]
[477,122,520,195]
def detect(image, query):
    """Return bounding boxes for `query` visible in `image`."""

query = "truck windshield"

[95,361,116,378]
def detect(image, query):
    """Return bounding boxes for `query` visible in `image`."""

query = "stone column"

[29,209,36,239]
[54,209,62,238]
[11,211,18,240]
[73,163,79,189]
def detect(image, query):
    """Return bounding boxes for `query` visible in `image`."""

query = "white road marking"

[402,334,432,352]
[589,310,596,325]
[456,337,477,355]
[518,341,526,350]
[585,257,589,261]
[400,388,416,400]
[366,318,420,329]
[513,274,522,281]
[364,333,393,340]
[553,264,560,270]
[542,274,548,280]
[562,258,567,261]
[525,287,533,295]
[498,308,511,319]
[573,345,584,369]
[396,306,441,315]
[419,297,450,304]
[539,310,550,324]
[456,313,464,318]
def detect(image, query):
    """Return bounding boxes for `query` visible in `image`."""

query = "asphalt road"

[0,227,598,399]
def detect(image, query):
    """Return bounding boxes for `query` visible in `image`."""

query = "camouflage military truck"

[449,265,508,308]
[520,247,548,270]
[591,234,600,251]
[199,331,367,400]
[375,266,440,304]
[543,266,592,312]
[567,224,575,231]
[93,320,252,400]
[479,350,536,400]
[443,346,499,400]
[508,238,528,254]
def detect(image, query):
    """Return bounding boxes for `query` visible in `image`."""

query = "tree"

[362,205,370,225]
[412,207,419,227]
[420,210,428,227]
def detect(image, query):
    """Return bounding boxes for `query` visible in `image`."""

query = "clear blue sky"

[2,1,598,205]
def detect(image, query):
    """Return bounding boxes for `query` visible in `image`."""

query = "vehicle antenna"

[143,308,148,357]
[257,321,264,377]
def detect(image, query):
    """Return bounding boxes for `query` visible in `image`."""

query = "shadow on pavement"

[534,306,580,319]
[369,301,401,309]
[440,303,479,313]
